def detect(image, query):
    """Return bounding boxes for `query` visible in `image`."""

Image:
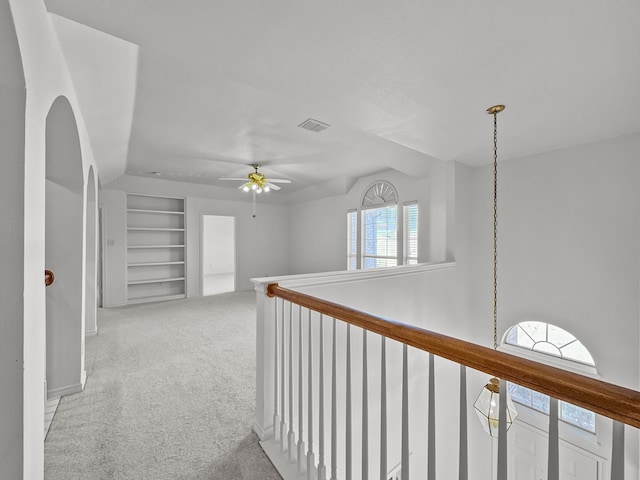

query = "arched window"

[347,181,419,270]
[361,182,398,268]
[504,321,597,433]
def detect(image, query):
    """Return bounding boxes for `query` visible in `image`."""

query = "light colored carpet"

[44,291,282,480]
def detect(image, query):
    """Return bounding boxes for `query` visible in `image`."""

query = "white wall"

[287,165,450,275]
[5,1,99,477]
[100,174,292,306]
[466,133,640,476]
[468,133,640,390]
[0,2,26,477]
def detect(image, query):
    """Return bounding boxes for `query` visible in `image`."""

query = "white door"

[508,423,602,480]
[201,215,235,296]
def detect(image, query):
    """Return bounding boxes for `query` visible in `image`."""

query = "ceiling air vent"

[298,118,330,133]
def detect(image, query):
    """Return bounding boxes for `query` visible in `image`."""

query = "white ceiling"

[45,0,640,200]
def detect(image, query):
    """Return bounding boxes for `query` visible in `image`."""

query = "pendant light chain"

[474,105,517,439]
[493,110,498,351]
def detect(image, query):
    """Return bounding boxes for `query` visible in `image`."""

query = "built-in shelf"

[126,193,186,304]
[127,227,185,232]
[127,245,185,249]
[127,277,185,285]
[128,261,185,267]
[126,293,186,305]
[126,208,185,215]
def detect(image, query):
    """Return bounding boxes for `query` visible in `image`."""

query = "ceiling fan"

[219,164,292,217]
[219,164,291,194]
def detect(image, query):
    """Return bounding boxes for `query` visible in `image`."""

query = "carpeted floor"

[44,291,282,480]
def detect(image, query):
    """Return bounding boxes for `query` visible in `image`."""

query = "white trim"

[98,204,107,308]
[252,261,455,292]
[361,180,398,208]
[125,192,185,201]
[47,380,84,399]
[499,343,598,377]
[199,212,237,296]
[253,422,273,441]
[260,439,308,480]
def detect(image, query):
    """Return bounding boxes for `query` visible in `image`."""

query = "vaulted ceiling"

[45,0,640,200]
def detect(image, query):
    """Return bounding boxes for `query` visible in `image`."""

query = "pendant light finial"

[486,105,505,115]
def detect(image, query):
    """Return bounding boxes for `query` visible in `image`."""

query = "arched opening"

[45,96,86,402]
[85,166,97,335]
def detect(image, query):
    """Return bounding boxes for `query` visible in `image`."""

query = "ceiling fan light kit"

[219,164,292,217]
[220,164,291,195]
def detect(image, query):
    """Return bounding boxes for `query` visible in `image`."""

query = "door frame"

[199,213,237,296]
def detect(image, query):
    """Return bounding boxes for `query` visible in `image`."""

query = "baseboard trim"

[253,422,274,441]
[86,328,98,336]
[47,380,84,399]
[260,438,313,480]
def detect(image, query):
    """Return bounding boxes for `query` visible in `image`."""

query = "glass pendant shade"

[473,378,518,437]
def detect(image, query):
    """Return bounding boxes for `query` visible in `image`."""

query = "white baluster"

[298,306,306,473]
[330,318,338,480]
[318,315,327,480]
[548,397,559,480]
[497,379,508,480]
[288,302,295,461]
[427,353,435,480]
[345,324,352,480]
[459,365,468,480]
[280,299,286,452]
[611,421,625,480]
[401,344,409,480]
[273,298,279,443]
[380,337,387,480]
[362,330,369,480]
[307,310,315,480]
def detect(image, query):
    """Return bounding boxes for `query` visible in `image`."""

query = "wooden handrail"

[267,283,640,429]
[45,269,55,287]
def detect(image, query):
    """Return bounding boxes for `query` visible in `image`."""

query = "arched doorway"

[85,166,97,335]
[45,96,86,400]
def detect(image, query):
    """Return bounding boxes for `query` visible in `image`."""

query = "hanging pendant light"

[473,104,518,437]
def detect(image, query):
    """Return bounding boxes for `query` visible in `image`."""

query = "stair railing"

[255,281,640,480]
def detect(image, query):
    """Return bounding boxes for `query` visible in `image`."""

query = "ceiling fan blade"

[267,178,292,184]
[237,183,248,189]
[220,177,247,181]
[265,182,281,191]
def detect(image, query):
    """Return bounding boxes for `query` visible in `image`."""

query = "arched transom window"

[504,321,596,433]
[505,321,595,366]
[362,181,397,207]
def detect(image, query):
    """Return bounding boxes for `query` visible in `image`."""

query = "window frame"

[403,201,418,265]
[361,203,399,269]
[500,322,598,435]
[347,209,358,270]
[346,181,420,270]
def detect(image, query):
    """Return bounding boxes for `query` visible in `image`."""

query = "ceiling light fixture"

[473,105,518,437]
[240,165,270,194]
[219,164,292,218]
